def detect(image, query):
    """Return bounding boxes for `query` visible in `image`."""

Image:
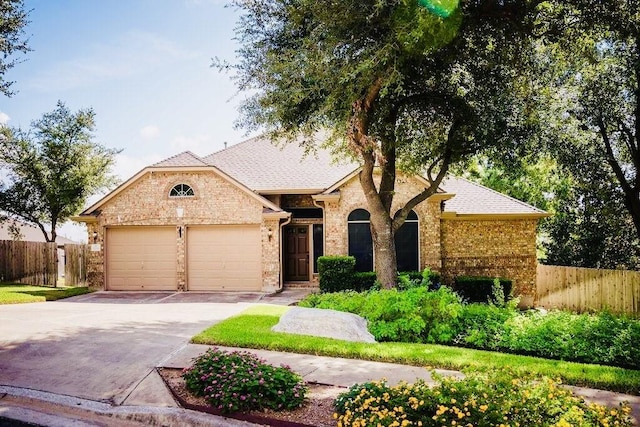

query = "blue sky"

[2,0,258,241]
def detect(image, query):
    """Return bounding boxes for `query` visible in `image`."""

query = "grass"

[192,305,640,395]
[0,282,92,304]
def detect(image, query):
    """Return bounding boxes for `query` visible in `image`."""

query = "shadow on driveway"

[60,289,315,305]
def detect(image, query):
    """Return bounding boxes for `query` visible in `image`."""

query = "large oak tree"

[537,1,640,240]
[227,0,542,286]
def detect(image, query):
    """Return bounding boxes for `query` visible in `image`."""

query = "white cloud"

[139,125,160,140]
[27,30,200,92]
[113,152,164,181]
[170,134,212,155]
[0,112,10,124]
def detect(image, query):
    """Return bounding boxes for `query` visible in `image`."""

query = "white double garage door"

[106,226,262,291]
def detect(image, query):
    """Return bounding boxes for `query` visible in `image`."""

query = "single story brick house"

[73,135,547,304]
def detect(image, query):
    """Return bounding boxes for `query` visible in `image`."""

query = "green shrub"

[298,290,368,314]
[454,275,512,304]
[317,256,355,292]
[300,286,464,343]
[352,271,378,291]
[421,267,441,289]
[457,302,517,350]
[501,310,640,369]
[397,268,441,290]
[182,347,307,413]
[334,370,634,427]
[300,286,640,368]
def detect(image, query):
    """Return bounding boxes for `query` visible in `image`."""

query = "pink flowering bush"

[182,347,307,413]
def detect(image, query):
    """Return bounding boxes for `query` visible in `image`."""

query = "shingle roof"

[441,177,546,215]
[203,135,359,192]
[147,136,545,217]
[152,151,209,167]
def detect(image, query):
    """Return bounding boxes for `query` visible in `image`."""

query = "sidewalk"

[2,343,639,426]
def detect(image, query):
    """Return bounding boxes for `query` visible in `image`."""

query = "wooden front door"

[285,226,309,281]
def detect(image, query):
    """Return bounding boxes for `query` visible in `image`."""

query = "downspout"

[279,215,292,290]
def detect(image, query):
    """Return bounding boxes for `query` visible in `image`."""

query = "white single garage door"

[187,225,262,291]
[106,227,177,291]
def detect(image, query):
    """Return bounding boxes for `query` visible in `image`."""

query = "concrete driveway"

[0,292,265,407]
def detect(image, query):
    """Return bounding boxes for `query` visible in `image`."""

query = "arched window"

[347,209,373,272]
[395,210,419,272]
[169,184,194,198]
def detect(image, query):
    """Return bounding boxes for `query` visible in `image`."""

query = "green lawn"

[0,283,92,304]
[192,305,640,395]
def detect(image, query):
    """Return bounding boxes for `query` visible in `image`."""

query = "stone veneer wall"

[440,218,538,304]
[85,170,281,292]
[323,172,443,270]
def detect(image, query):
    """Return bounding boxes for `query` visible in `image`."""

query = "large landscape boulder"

[271,307,376,343]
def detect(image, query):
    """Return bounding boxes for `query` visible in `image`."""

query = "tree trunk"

[370,210,397,289]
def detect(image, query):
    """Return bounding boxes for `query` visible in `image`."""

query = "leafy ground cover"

[191,305,640,395]
[0,283,92,304]
[299,287,640,369]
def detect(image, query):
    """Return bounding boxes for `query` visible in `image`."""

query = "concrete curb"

[0,385,258,427]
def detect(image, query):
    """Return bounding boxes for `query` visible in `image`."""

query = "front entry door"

[285,226,309,281]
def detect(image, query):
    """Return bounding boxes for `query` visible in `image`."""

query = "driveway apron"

[0,293,254,405]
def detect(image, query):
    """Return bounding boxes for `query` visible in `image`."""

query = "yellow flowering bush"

[334,370,633,427]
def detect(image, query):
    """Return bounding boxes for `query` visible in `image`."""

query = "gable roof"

[152,151,208,167]
[76,135,546,219]
[441,177,547,217]
[203,135,359,193]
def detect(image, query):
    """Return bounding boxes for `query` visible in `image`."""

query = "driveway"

[0,292,269,406]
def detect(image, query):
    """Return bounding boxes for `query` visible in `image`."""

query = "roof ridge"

[451,176,546,214]
[152,151,208,167]
[203,134,267,162]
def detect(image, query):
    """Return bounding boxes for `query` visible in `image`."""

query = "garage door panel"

[187,225,261,291]
[107,227,177,291]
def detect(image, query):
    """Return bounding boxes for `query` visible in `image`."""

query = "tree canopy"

[0,0,31,96]
[228,0,543,286]
[0,102,120,242]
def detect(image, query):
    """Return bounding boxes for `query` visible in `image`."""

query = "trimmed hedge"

[454,275,512,304]
[317,256,356,292]
[317,256,442,292]
[353,271,377,291]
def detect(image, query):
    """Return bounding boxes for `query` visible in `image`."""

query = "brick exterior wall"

[84,167,540,298]
[323,172,443,270]
[440,218,538,304]
[85,170,281,292]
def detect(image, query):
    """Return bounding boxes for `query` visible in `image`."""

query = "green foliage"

[457,303,517,350]
[317,256,356,293]
[192,305,640,394]
[300,288,640,369]
[0,0,31,96]
[454,276,512,304]
[352,271,378,292]
[182,347,307,413]
[301,286,464,343]
[334,370,634,427]
[500,310,640,369]
[0,102,121,241]
[229,0,543,286]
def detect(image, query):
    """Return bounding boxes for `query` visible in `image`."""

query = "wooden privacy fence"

[0,240,58,286]
[537,264,640,315]
[64,244,88,286]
